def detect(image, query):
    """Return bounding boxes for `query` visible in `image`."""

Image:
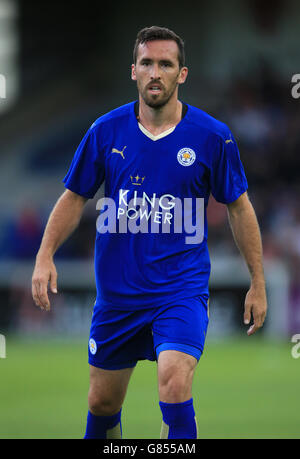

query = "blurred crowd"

[209,67,300,265]
[207,64,300,330]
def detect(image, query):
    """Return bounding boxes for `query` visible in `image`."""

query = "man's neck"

[137,96,183,136]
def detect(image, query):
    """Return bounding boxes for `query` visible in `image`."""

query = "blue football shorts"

[88,295,210,370]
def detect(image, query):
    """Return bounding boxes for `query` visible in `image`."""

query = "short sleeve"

[209,130,248,204]
[63,126,105,199]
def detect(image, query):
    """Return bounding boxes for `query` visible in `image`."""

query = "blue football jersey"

[63,101,248,309]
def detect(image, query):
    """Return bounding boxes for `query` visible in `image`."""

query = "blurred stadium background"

[0,0,299,439]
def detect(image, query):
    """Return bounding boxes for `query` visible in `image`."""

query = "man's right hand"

[31,190,87,312]
[32,256,58,311]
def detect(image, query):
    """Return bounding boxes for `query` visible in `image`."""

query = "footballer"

[32,26,267,439]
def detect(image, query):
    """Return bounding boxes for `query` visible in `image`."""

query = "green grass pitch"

[0,336,299,439]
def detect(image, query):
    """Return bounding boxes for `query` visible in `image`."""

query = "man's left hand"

[243,285,267,336]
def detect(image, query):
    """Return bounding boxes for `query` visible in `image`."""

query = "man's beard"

[138,80,178,109]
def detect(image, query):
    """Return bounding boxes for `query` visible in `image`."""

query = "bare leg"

[84,364,134,438]
[88,364,134,415]
[157,350,198,439]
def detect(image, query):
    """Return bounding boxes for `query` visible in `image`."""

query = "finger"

[247,323,259,336]
[50,269,58,294]
[32,281,44,310]
[36,281,46,310]
[260,310,267,325]
[32,279,46,310]
[253,308,265,329]
[244,301,252,325]
[38,279,50,311]
[247,312,263,335]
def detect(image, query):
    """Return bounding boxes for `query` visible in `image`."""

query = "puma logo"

[225,136,233,144]
[112,146,126,159]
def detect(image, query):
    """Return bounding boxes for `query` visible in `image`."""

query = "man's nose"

[150,63,161,80]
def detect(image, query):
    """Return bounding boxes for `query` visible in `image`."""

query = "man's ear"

[178,66,188,85]
[131,64,137,81]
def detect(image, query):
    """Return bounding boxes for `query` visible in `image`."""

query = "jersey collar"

[133,101,188,142]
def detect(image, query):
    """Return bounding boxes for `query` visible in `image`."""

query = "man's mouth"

[147,84,163,94]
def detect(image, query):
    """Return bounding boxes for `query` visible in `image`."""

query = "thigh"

[157,350,197,403]
[89,364,134,402]
[157,349,197,381]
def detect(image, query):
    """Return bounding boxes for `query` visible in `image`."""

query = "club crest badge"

[89,338,97,355]
[177,148,196,167]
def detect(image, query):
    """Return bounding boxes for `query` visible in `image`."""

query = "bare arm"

[227,192,267,335]
[32,189,88,311]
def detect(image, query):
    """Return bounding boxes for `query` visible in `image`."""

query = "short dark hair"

[133,26,185,68]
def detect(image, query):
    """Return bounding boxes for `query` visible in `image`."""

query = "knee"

[159,366,193,403]
[88,388,122,416]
